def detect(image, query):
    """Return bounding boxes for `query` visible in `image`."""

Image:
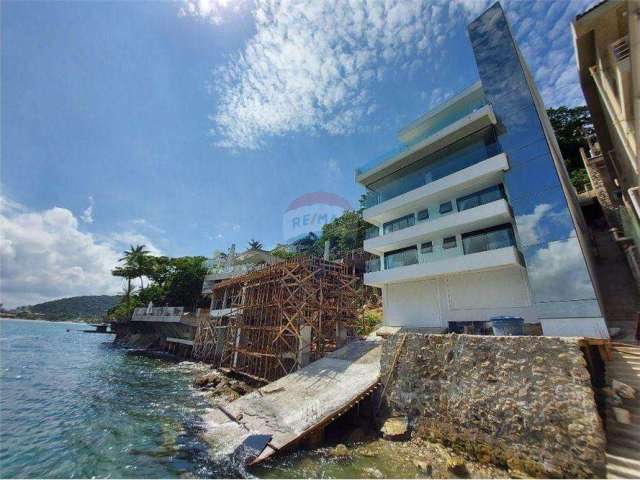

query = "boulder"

[332,443,350,458]
[362,467,384,478]
[380,416,409,439]
[413,459,432,474]
[447,455,468,477]
[612,379,636,400]
[194,371,221,388]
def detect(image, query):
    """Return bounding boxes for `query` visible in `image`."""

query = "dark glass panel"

[383,213,415,235]
[420,241,433,254]
[439,201,453,215]
[443,236,457,249]
[384,246,418,270]
[462,223,515,254]
[417,209,429,221]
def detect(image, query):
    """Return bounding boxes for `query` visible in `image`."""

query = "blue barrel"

[490,316,524,336]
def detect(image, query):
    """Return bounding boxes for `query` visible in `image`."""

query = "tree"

[315,210,368,254]
[547,106,594,190]
[119,244,152,293]
[162,256,208,312]
[248,238,263,250]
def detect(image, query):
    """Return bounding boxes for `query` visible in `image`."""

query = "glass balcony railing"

[361,126,500,208]
[356,97,488,178]
[365,257,381,273]
[364,225,380,240]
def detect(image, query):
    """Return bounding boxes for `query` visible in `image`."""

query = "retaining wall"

[380,333,606,478]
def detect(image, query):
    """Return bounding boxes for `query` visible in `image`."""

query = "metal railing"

[132,306,184,317]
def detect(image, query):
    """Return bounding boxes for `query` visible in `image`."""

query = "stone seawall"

[380,333,606,478]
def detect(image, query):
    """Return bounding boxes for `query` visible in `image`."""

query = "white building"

[357,3,609,338]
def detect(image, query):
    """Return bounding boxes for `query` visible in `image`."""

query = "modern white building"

[357,3,609,338]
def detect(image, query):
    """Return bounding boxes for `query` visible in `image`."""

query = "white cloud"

[515,203,553,246]
[184,0,599,149]
[179,0,250,25]
[527,237,596,302]
[80,195,94,224]
[0,195,160,308]
[194,0,466,149]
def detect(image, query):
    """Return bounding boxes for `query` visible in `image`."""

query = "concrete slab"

[203,338,382,465]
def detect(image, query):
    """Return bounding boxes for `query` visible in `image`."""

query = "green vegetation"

[547,106,593,192]
[108,244,208,322]
[15,295,121,321]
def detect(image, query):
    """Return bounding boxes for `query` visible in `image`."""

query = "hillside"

[24,295,121,321]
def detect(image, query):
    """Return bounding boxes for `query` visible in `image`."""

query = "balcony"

[364,246,523,288]
[363,153,509,226]
[364,199,512,255]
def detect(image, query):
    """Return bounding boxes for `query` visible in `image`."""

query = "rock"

[612,407,631,425]
[381,416,409,439]
[447,455,468,477]
[194,371,221,388]
[362,467,384,478]
[359,448,377,458]
[413,459,432,474]
[612,379,636,400]
[332,443,350,458]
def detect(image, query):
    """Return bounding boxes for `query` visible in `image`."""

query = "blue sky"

[1,0,598,307]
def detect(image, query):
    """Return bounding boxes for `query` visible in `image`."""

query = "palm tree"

[120,244,151,293]
[248,238,263,250]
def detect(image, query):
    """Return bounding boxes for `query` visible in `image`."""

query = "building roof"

[575,0,608,21]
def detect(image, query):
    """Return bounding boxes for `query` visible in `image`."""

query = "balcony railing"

[361,128,500,208]
[356,97,488,178]
[365,257,381,273]
[364,225,380,240]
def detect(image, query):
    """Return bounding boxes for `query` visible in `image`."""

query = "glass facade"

[469,3,602,319]
[363,126,501,208]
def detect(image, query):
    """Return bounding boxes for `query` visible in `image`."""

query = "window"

[384,246,418,270]
[439,201,453,215]
[457,185,505,212]
[462,224,516,255]
[420,241,433,254]
[383,214,415,234]
[443,236,457,249]
[417,209,429,221]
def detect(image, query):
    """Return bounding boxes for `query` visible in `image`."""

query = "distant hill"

[23,295,121,321]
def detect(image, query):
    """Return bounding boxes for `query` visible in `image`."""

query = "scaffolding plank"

[203,338,382,466]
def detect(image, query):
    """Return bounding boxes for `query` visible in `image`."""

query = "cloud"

[0,195,160,308]
[179,0,250,25]
[80,195,94,224]
[515,203,553,246]
[196,0,467,149]
[184,0,599,149]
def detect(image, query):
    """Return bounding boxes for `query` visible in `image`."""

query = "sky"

[1,0,599,307]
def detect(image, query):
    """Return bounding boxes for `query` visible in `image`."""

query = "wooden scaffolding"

[193,256,359,382]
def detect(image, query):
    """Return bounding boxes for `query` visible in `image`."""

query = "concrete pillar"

[336,321,348,348]
[323,240,330,261]
[298,324,312,367]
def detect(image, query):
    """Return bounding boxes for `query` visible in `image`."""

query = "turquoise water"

[0,319,218,478]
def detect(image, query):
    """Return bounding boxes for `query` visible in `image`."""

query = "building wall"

[469,4,606,334]
[383,265,536,328]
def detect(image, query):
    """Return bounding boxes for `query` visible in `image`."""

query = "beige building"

[573,0,640,285]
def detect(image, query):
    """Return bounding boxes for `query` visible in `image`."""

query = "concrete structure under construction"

[357,3,608,338]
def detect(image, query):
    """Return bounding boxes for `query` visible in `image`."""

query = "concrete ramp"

[203,338,382,465]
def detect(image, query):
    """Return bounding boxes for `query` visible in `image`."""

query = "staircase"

[605,343,640,479]
[592,229,640,341]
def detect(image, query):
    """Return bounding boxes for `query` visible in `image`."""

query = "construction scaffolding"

[193,256,360,382]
